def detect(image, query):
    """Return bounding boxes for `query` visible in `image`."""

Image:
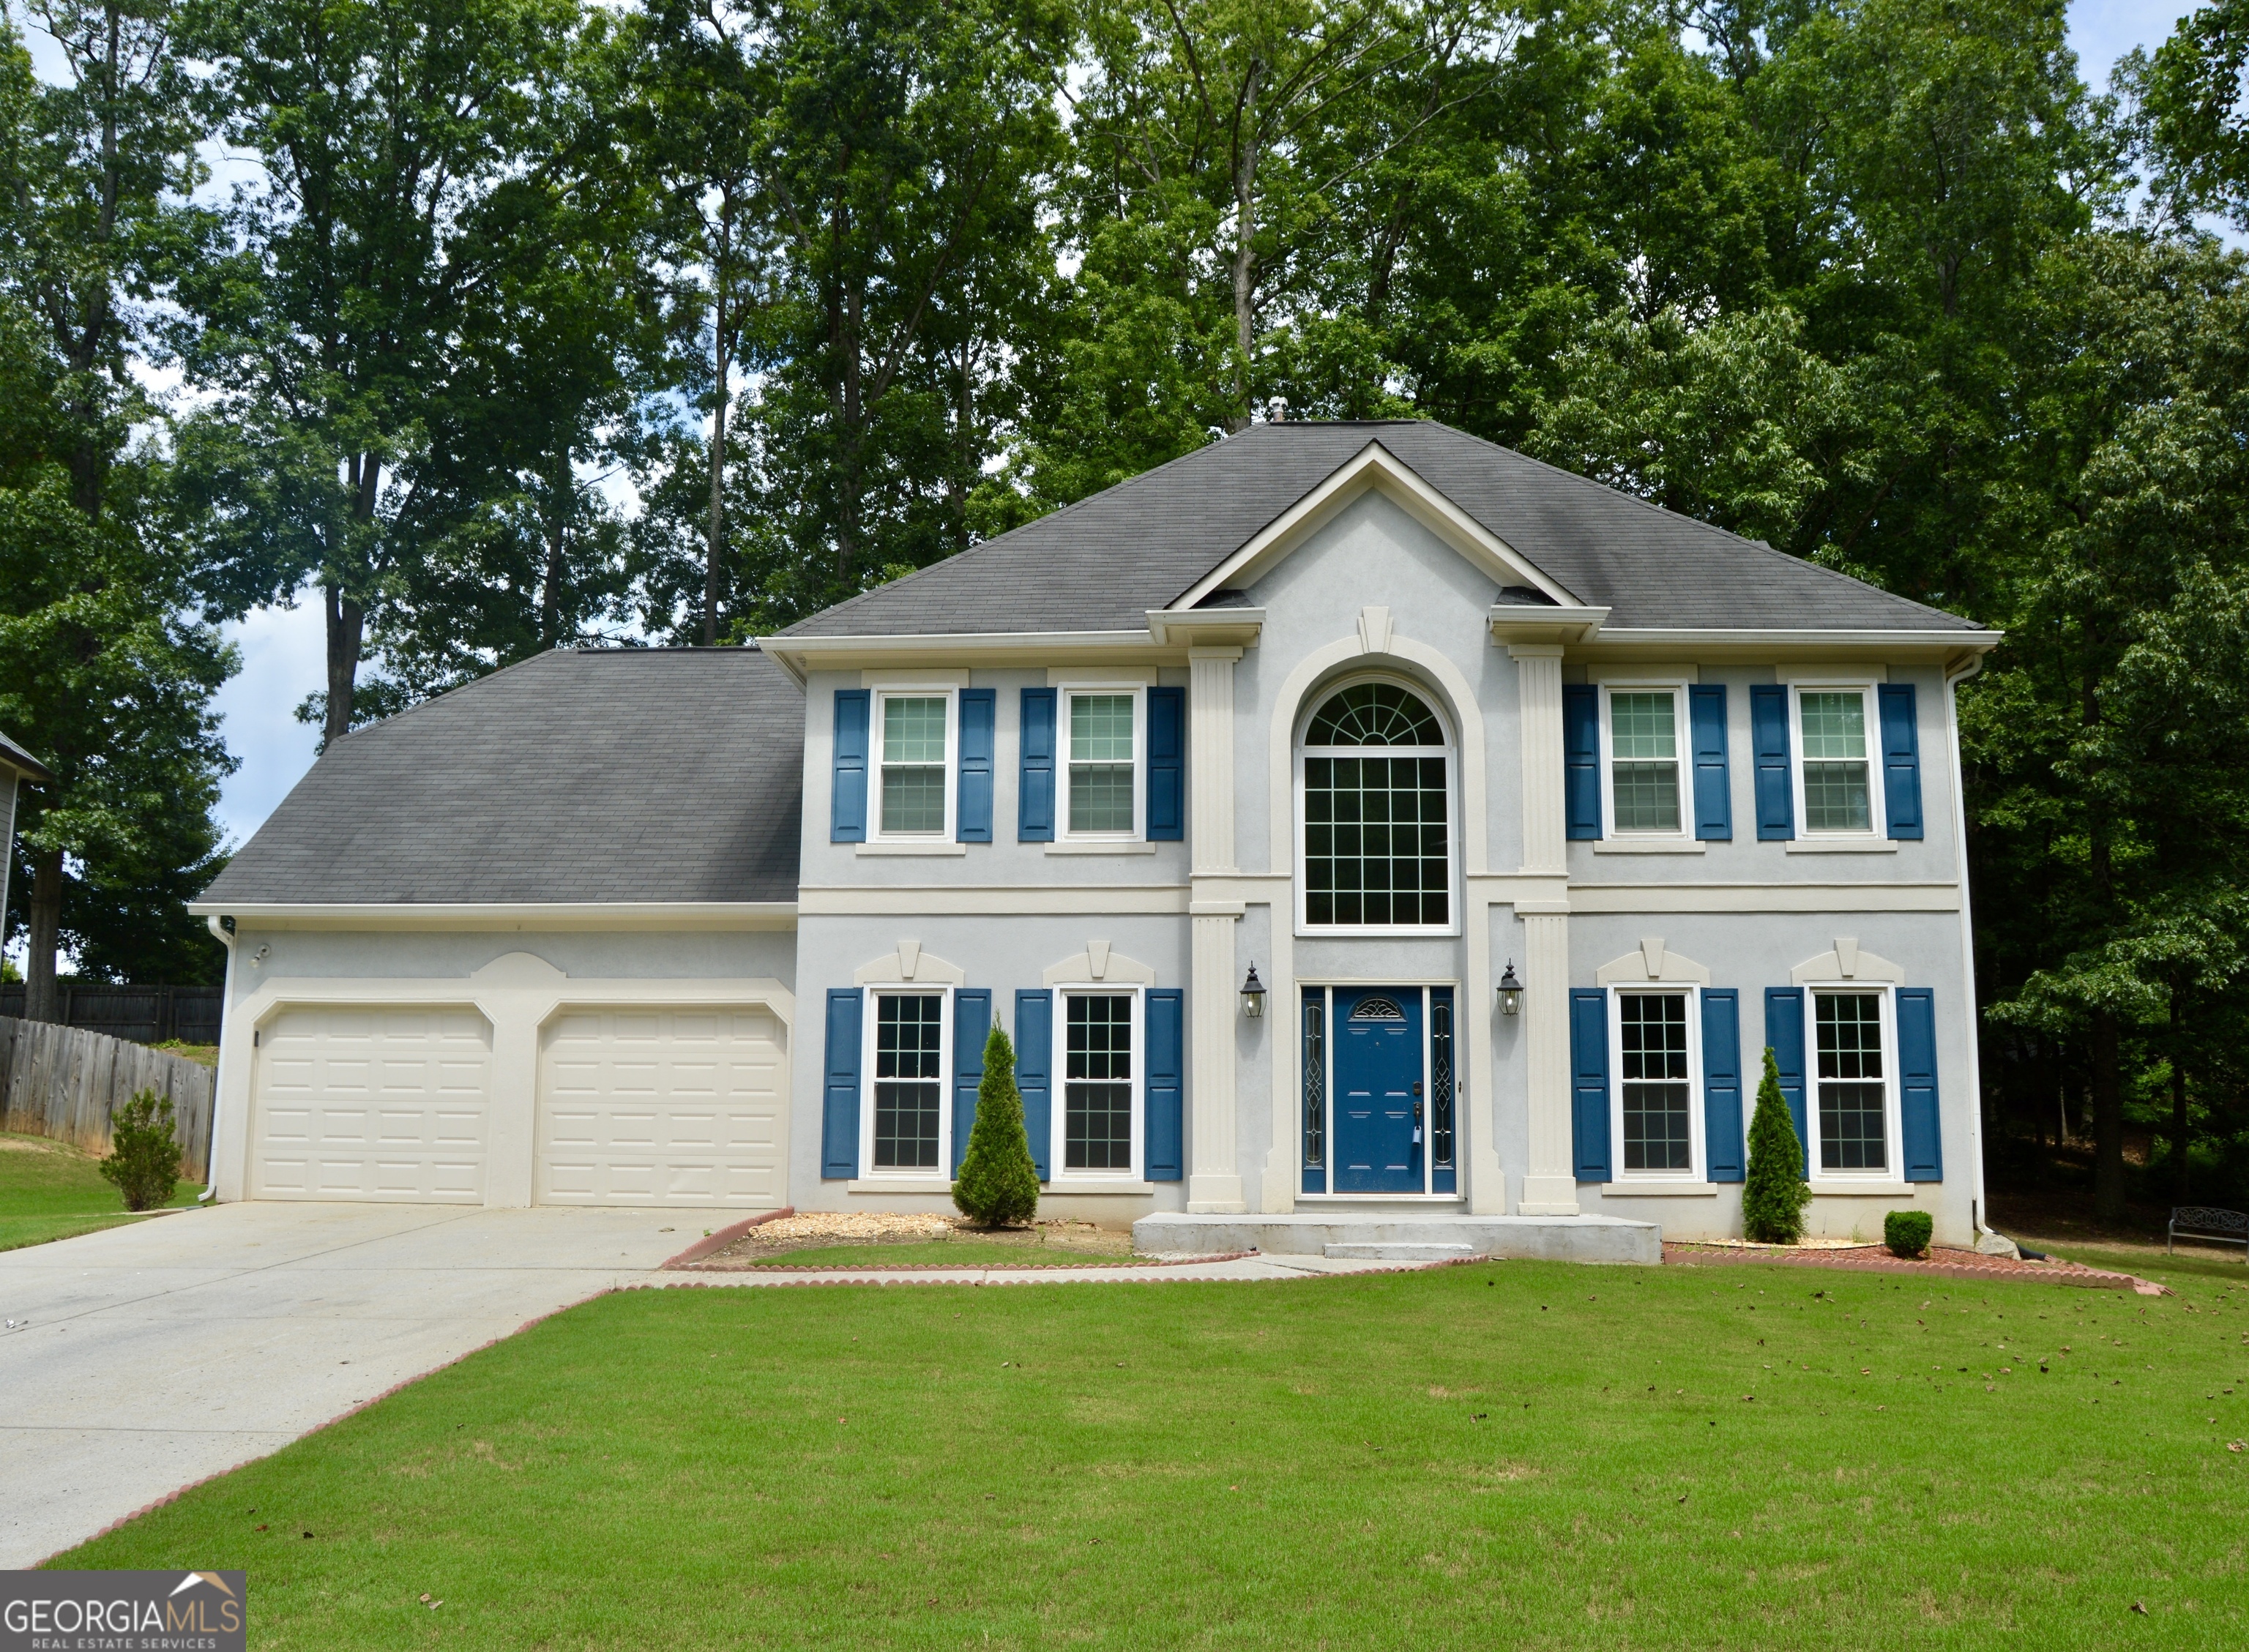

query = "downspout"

[201,915,236,1202]
[1,772,15,967]
[1944,654,1995,1247]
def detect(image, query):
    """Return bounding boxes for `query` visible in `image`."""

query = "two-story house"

[193,422,1999,1257]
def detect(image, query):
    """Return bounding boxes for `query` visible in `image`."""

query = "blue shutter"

[821,988,862,1178]
[1146,686,1185,841]
[1564,684,1600,840]
[1014,988,1052,1180]
[1690,684,1731,841]
[1750,685,1794,840]
[1701,989,1745,1182]
[1144,987,1184,1181]
[1897,987,1943,1181]
[952,989,991,1175]
[830,690,869,843]
[1570,987,1611,1181]
[1764,987,1808,1177]
[1018,689,1056,841]
[1879,683,1924,840]
[957,689,995,842]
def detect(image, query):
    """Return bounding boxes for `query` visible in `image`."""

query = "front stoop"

[1133,1212,1662,1266]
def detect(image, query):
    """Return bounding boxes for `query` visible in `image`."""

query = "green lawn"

[56,1257,2249,1646]
[0,1130,204,1252]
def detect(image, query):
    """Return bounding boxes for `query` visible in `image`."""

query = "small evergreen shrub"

[953,1025,1039,1227]
[1884,1209,1933,1258]
[100,1088,182,1212]
[1741,1046,1810,1244]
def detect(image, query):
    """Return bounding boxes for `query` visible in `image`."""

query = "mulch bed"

[1662,1241,2170,1295]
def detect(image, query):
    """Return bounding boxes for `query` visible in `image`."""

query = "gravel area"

[1663,1241,2170,1294]
[682,1211,1140,1268]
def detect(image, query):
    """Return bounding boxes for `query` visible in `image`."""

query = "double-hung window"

[1062,688,1141,840]
[865,990,948,1172]
[1792,685,1882,836]
[873,690,954,840]
[1811,988,1893,1176]
[1610,988,1701,1178]
[1057,989,1138,1178]
[1600,684,1687,838]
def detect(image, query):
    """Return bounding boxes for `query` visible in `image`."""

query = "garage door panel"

[251,1006,491,1203]
[536,1006,786,1208]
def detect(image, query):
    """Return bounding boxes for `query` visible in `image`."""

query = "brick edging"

[1661,1242,2170,1295]
[660,1208,795,1269]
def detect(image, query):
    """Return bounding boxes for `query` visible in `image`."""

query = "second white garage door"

[536,1007,786,1208]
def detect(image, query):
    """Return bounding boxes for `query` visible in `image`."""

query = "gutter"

[1944,651,1997,1248]
[200,915,234,1203]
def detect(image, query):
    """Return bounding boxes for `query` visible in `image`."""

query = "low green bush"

[1884,1209,1933,1258]
[100,1089,182,1212]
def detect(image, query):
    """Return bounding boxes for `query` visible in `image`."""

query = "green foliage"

[1742,1047,1810,1245]
[1884,1209,1933,1257]
[952,1025,1040,1228]
[99,1089,182,1213]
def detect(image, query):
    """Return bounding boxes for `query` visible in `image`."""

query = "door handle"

[1411,1080,1422,1095]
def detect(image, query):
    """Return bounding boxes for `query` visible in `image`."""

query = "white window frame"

[1057,684,1146,843]
[1294,675,1461,938]
[859,985,955,1176]
[1598,680,1692,842]
[869,686,958,842]
[1606,984,1704,1181]
[1801,982,1901,1186]
[1789,681,1885,839]
[1049,985,1144,1181]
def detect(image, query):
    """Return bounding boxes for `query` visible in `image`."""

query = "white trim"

[1606,984,1707,1184]
[1174,440,1581,611]
[1947,653,1992,1235]
[760,631,1155,685]
[1294,673,1461,938]
[1789,682,1887,840]
[859,984,955,1178]
[1797,982,1904,1187]
[1049,984,1144,1184]
[1597,680,1693,842]
[1790,940,1906,984]
[1058,684,1146,845]
[852,943,966,986]
[1594,941,1711,986]
[869,685,958,844]
[1589,627,1998,654]
[187,901,797,930]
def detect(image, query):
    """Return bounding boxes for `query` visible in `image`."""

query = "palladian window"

[1300,681,1452,929]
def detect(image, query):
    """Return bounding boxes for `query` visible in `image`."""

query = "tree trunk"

[2090,1006,2125,1222]
[323,584,365,747]
[1228,62,1264,433]
[23,843,64,1023]
[704,274,728,647]
[2168,992,2190,1203]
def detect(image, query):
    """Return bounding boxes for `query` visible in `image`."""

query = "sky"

[161,0,2230,852]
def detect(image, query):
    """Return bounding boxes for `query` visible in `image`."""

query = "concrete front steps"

[1132,1211,1661,1266]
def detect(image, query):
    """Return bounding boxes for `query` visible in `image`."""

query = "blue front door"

[1332,987,1422,1193]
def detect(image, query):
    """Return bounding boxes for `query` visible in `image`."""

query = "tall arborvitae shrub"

[1742,1045,1810,1244]
[953,1025,1039,1227]
[100,1088,182,1212]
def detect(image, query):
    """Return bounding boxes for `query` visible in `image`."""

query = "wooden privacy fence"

[0,1017,215,1178]
[0,984,223,1045]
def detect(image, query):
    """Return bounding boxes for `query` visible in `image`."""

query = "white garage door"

[251,1007,493,1202]
[537,1007,786,1208]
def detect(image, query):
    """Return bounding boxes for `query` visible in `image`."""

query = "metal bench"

[2168,1206,2249,1258]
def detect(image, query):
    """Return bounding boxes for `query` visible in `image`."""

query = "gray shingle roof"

[201,648,802,906]
[0,729,53,782]
[780,421,1985,637]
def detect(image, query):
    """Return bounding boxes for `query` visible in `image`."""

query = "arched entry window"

[1299,681,1453,930]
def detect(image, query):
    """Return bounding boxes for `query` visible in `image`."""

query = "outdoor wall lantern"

[1496,962,1524,1016]
[1239,963,1267,1018]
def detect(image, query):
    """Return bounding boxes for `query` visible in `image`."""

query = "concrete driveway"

[0,1203,694,1567]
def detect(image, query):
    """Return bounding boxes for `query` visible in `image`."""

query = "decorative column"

[1186,645,1246,1212]
[1509,643,1578,1216]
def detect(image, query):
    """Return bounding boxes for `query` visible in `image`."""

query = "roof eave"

[760,629,1175,681]
[1578,627,2002,666]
